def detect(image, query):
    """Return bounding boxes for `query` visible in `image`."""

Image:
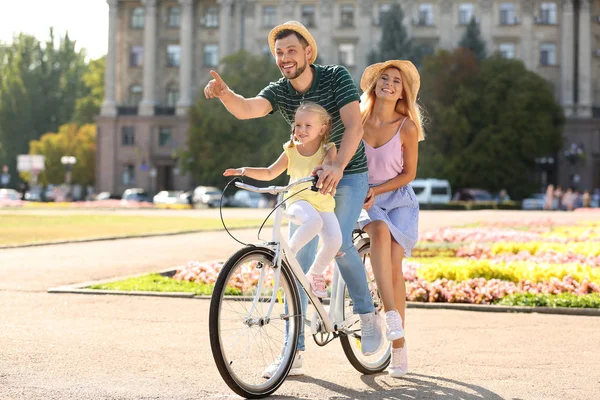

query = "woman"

[357,60,424,378]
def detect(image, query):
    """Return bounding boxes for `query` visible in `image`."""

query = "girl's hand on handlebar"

[223,168,245,176]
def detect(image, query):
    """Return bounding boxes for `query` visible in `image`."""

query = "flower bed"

[173,218,600,308]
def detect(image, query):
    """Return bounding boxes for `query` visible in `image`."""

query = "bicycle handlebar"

[235,176,318,195]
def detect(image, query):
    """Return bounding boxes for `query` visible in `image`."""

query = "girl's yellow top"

[283,141,336,212]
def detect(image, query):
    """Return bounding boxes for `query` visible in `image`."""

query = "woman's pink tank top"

[363,117,407,185]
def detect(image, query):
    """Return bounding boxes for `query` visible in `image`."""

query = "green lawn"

[0,214,268,246]
[88,273,240,296]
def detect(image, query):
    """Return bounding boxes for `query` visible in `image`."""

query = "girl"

[224,102,342,299]
[357,60,425,378]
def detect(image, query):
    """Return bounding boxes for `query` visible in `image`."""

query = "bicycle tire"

[209,246,301,399]
[339,238,391,374]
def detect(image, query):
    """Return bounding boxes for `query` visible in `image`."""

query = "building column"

[479,0,494,53]
[439,0,454,50]
[139,0,158,116]
[578,0,592,118]
[319,0,334,62]
[561,0,575,117]
[177,0,194,116]
[101,0,119,117]
[218,0,234,60]
[520,0,534,70]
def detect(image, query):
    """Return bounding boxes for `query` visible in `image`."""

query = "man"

[205,21,383,377]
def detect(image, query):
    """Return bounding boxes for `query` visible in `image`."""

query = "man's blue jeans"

[285,171,374,351]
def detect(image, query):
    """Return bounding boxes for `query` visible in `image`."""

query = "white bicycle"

[209,176,391,399]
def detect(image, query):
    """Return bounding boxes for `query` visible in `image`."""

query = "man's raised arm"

[204,70,272,120]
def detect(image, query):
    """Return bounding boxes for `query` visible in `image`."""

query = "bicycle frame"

[235,179,349,335]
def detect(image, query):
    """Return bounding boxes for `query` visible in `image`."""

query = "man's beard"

[281,59,307,80]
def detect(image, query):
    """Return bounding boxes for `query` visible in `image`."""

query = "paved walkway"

[1,210,599,399]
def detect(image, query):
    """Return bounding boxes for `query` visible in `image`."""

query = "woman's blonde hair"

[360,67,425,141]
[288,102,333,148]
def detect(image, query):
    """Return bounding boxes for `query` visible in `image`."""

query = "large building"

[97,0,600,195]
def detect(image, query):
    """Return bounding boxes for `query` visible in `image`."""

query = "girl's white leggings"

[287,200,342,275]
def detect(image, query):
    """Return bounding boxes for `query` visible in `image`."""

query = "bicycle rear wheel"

[209,246,301,398]
[339,238,391,374]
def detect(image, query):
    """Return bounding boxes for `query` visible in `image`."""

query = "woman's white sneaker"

[262,352,305,379]
[388,343,408,378]
[384,310,405,342]
[359,311,384,355]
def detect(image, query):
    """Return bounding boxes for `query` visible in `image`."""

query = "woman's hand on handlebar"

[363,188,375,210]
[223,168,245,177]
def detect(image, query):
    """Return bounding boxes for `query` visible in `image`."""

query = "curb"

[1,230,205,249]
[48,269,600,317]
[0,224,267,250]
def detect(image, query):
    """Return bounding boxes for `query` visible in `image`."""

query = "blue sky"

[0,0,109,59]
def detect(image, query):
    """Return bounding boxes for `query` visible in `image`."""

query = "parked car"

[44,185,57,202]
[522,193,547,210]
[453,188,494,202]
[95,191,121,201]
[24,188,43,202]
[0,188,20,200]
[228,190,269,208]
[411,179,452,204]
[193,186,223,208]
[153,190,186,205]
[121,188,153,203]
[180,190,194,206]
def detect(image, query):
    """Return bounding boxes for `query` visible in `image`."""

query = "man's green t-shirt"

[258,64,368,175]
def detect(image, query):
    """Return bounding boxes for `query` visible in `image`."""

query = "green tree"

[0,29,88,186]
[368,3,420,66]
[72,56,105,125]
[184,51,289,187]
[458,18,487,61]
[419,51,564,198]
[23,123,96,186]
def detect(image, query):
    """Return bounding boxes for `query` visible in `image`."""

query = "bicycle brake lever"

[310,175,319,192]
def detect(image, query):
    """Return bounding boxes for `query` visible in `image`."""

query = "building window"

[375,3,392,26]
[129,84,143,106]
[131,7,144,29]
[540,43,556,65]
[499,43,515,59]
[301,5,316,28]
[263,6,277,28]
[130,46,144,67]
[338,43,356,67]
[159,127,173,147]
[167,85,179,107]
[167,44,181,67]
[459,3,474,25]
[204,6,219,27]
[340,4,355,27]
[417,4,434,26]
[122,164,135,185]
[204,44,218,67]
[538,3,557,24]
[122,126,135,146]
[499,3,517,25]
[168,7,181,28]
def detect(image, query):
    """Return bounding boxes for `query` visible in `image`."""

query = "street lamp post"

[563,143,585,189]
[61,156,77,200]
[535,156,555,192]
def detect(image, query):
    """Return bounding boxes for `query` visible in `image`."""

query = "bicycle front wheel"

[339,238,391,374]
[209,246,301,399]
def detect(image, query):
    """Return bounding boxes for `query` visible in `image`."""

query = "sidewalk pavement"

[1,210,599,399]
